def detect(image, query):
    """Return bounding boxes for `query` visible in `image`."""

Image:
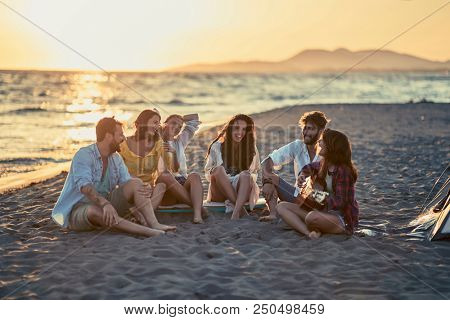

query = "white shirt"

[266,139,320,179]
[172,119,200,178]
[205,141,260,182]
[204,140,261,209]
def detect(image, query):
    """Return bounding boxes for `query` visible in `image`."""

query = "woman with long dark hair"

[277,128,359,239]
[119,109,176,231]
[205,114,260,220]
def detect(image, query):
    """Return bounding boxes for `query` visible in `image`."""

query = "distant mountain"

[168,48,450,73]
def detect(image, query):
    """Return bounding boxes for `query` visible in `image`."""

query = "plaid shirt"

[301,161,359,233]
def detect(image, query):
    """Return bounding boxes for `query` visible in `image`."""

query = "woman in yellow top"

[119,109,172,224]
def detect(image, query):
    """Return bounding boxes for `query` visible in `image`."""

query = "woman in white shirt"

[157,113,205,223]
[205,114,260,220]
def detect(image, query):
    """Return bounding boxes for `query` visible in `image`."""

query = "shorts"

[68,185,132,231]
[276,177,297,203]
[327,210,346,228]
[274,178,346,228]
[175,175,187,186]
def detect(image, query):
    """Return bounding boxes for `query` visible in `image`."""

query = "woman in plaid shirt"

[277,129,359,239]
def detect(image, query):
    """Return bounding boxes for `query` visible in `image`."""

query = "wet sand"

[1,103,449,299]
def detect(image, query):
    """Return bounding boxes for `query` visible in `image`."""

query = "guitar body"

[296,176,329,211]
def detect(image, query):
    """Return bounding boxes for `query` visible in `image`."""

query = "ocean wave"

[1,107,72,115]
[0,157,61,165]
[107,97,153,105]
[161,99,200,106]
[107,97,126,104]
[167,99,188,105]
[269,94,306,101]
[1,107,48,115]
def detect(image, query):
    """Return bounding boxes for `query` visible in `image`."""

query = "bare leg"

[231,172,251,220]
[128,183,166,227]
[122,179,176,232]
[210,166,237,203]
[151,182,166,209]
[86,205,164,237]
[305,211,346,236]
[260,186,279,222]
[157,172,192,205]
[277,202,315,238]
[209,175,226,202]
[184,173,204,223]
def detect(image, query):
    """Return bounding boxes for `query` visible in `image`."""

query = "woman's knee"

[154,182,166,192]
[276,201,289,217]
[211,166,226,177]
[159,171,173,180]
[188,172,201,183]
[239,171,251,182]
[305,211,320,227]
[157,172,176,185]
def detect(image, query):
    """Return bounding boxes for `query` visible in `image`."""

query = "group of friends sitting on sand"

[52,110,359,239]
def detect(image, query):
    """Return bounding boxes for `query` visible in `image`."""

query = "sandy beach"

[1,103,449,299]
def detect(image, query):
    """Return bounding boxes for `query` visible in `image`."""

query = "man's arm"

[261,140,296,185]
[117,154,132,185]
[262,157,274,176]
[80,184,119,227]
[80,184,109,207]
[261,157,279,186]
[260,157,279,205]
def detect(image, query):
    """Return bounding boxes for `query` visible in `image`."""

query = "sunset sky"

[0,0,449,71]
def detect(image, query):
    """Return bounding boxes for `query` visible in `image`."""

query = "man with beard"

[259,111,329,221]
[52,117,172,237]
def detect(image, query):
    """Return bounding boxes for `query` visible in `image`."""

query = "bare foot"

[259,214,277,222]
[144,228,165,237]
[308,231,321,240]
[230,213,240,220]
[131,209,148,226]
[201,207,209,219]
[193,217,204,224]
[239,207,249,218]
[153,224,177,232]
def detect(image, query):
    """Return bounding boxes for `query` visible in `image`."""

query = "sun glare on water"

[63,74,132,142]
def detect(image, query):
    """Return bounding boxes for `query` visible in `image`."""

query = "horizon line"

[1,47,449,73]
[167,47,450,72]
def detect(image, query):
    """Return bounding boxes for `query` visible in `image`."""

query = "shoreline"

[0,162,70,195]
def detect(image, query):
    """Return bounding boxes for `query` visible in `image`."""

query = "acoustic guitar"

[295,176,329,211]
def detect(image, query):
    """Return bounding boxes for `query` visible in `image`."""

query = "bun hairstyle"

[164,114,183,124]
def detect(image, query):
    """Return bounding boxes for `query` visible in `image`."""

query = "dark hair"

[134,109,161,141]
[319,128,358,182]
[299,111,329,130]
[206,114,256,172]
[96,117,122,142]
[164,114,183,124]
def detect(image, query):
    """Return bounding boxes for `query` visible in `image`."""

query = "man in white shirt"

[260,111,329,221]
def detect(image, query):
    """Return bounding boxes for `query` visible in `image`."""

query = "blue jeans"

[276,177,297,203]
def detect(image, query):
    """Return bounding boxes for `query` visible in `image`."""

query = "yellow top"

[119,138,171,185]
